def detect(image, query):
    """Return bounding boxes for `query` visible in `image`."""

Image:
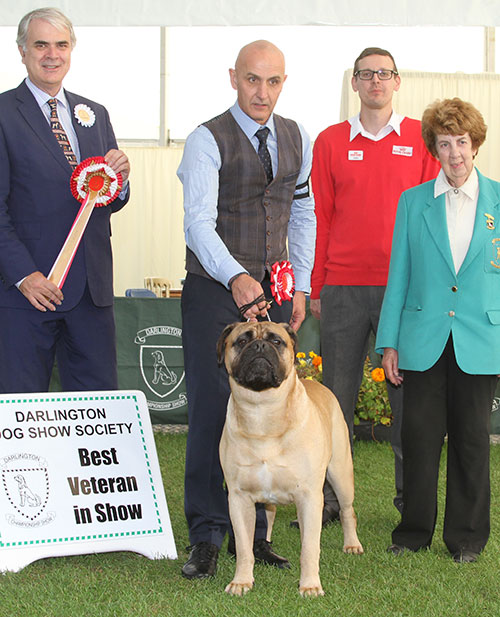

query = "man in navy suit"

[0,7,130,393]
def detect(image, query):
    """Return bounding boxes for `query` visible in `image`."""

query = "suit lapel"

[459,171,500,275]
[423,188,456,276]
[16,82,72,175]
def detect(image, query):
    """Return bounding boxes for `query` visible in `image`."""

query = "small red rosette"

[270,260,295,305]
[70,156,122,206]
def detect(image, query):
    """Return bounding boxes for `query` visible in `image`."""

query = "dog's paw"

[224,580,253,596]
[299,584,325,597]
[343,543,364,555]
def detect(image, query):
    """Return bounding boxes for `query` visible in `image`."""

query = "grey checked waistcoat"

[185,110,303,283]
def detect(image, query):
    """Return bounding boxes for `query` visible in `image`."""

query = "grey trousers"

[320,285,403,511]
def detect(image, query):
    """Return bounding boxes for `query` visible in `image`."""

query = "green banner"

[115,298,187,424]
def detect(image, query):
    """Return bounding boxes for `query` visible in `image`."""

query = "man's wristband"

[228,272,246,289]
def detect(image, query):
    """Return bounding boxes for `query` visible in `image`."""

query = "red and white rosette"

[48,156,123,289]
[70,157,122,206]
[270,260,295,305]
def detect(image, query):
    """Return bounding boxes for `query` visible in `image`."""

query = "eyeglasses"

[354,69,399,80]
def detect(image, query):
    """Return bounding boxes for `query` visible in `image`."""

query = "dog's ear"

[282,323,298,356]
[216,323,238,366]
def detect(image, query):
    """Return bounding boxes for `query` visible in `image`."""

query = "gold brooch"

[485,213,495,230]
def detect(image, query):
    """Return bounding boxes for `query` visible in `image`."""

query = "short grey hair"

[17,7,76,50]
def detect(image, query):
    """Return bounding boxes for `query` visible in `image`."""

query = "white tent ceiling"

[2,0,500,26]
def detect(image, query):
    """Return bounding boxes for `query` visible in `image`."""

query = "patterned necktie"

[47,98,78,169]
[255,127,273,185]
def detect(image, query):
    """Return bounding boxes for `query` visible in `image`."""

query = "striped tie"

[48,98,77,169]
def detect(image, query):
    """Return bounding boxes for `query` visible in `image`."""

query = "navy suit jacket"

[0,81,129,311]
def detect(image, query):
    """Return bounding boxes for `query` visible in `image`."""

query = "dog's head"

[217,322,297,392]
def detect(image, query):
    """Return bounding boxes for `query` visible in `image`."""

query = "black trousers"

[393,336,497,555]
[181,272,292,548]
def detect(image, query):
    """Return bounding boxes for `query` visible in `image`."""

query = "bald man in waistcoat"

[177,40,316,579]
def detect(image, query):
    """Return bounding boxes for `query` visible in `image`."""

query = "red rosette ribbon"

[70,156,122,206]
[48,157,123,289]
[270,260,295,305]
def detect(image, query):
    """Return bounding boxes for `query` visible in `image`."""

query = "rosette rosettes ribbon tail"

[47,157,122,289]
[270,260,295,306]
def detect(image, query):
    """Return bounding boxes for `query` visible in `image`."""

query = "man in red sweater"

[310,47,440,521]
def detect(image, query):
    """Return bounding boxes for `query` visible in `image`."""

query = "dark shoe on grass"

[228,537,291,568]
[181,542,219,579]
[452,550,479,563]
[387,543,410,556]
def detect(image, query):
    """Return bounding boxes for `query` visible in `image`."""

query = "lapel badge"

[74,103,96,128]
[485,213,495,230]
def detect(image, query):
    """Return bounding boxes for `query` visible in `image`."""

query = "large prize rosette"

[48,157,122,288]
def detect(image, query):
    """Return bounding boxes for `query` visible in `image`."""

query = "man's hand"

[382,347,403,386]
[310,298,320,320]
[289,291,306,331]
[231,273,268,320]
[104,149,130,184]
[19,271,64,312]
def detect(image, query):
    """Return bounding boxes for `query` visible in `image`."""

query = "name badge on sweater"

[348,150,363,161]
[392,146,413,157]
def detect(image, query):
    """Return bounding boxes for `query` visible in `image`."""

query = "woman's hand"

[382,347,403,386]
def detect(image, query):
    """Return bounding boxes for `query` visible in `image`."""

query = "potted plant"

[353,358,393,442]
[295,352,392,442]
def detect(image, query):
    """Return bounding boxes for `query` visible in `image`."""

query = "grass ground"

[2,433,500,617]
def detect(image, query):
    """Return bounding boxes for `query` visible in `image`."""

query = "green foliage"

[355,358,393,427]
[296,352,392,427]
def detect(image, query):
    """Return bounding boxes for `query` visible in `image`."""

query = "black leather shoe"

[290,504,340,529]
[452,550,480,563]
[387,543,409,556]
[181,542,219,579]
[253,539,291,568]
[227,537,291,568]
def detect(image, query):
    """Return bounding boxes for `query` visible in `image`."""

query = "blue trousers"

[0,285,117,393]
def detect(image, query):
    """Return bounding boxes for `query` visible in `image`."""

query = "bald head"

[235,40,285,73]
[230,40,287,125]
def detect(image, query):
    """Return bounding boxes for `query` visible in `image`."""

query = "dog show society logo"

[1,453,55,528]
[134,325,186,413]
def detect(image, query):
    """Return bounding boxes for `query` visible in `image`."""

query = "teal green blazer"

[375,170,500,374]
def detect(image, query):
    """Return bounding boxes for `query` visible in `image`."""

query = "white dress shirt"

[348,111,405,142]
[434,167,479,273]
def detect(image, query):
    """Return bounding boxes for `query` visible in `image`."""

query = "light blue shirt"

[177,101,316,291]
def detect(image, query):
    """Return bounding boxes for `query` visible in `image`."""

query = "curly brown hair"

[421,98,487,157]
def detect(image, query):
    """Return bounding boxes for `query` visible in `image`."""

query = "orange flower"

[371,367,385,383]
[312,355,322,367]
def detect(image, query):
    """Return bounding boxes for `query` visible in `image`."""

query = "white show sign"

[0,390,177,572]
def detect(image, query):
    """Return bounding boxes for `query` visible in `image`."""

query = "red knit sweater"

[310,118,440,296]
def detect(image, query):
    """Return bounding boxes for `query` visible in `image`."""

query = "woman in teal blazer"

[376,98,500,563]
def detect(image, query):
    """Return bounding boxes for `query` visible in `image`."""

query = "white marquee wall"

[2,0,500,26]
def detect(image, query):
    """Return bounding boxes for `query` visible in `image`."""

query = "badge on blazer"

[491,238,500,269]
[74,103,96,128]
[485,213,495,230]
